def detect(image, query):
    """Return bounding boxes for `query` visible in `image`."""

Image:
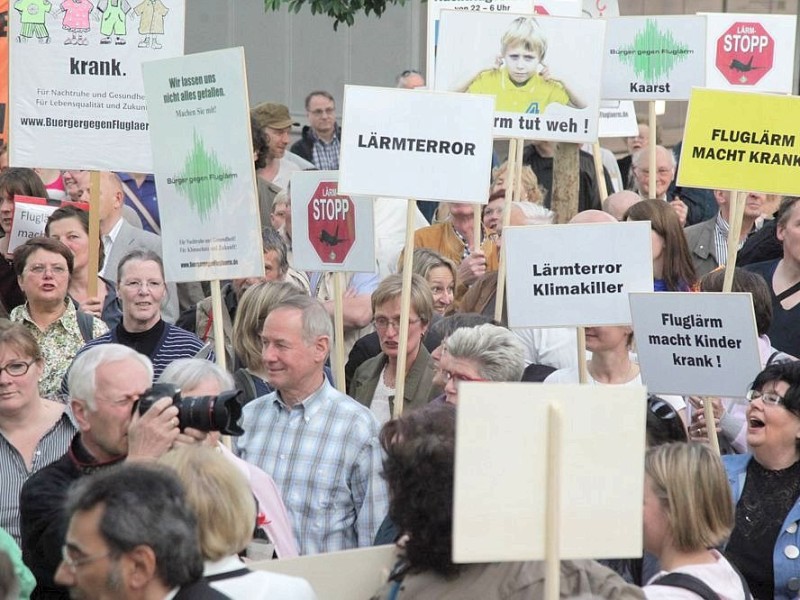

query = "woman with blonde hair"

[160,446,315,599]
[643,442,750,598]
[231,280,306,404]
[490,161,544,204]
[411,248,457,316]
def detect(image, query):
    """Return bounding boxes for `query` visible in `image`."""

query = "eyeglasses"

[0,360,34,377]
[26,264,69,276]
[121,280,165,292]
[60,545,110,574]
[373,317,421,331]
[635,168,674,177]
[746,389,785,406]
[647,395,678,420]
[440,369,487,385]
[310,108,335,116]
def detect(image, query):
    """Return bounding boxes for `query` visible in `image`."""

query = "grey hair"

[261,227,289,275]
[511,201,555,225]
[65,463,204,588]
[444,323,525,382]
[632,145,675,170]
[157,358,234,391]
[271,295,333,346]
[116,248,165,283]
[69,344,154,410]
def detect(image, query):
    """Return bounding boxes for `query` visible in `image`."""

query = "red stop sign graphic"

[716,22,774,86]
[307,182,356,264]
[533,6,549,15]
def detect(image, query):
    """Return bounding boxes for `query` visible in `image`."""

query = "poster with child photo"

[435,11,605,142]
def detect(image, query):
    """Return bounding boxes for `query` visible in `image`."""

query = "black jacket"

[290,124,342,166]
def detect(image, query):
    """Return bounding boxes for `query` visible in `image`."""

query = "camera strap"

[204,568,251,582]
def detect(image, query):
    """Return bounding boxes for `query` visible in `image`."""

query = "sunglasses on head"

[648,395,678,420]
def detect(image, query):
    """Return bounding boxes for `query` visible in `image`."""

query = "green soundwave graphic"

[618,19,691,82]
[174,130,234,221]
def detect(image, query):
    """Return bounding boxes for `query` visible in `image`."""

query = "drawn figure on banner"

[96,0,130,45]
[58,0,94,46]
[133,0,168,49]
[461,17,585,114]
[14,0,53,44]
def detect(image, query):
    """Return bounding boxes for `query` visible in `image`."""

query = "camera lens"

[177,390,244,436]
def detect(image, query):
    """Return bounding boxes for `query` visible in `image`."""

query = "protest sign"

[704,13,795,93]
[504,221,653,328]
[435,12,605,141]
[581,0,618,18]
[290,171,376,273]
[602,16,706,100]
[533,0,579,16]
[677,88,800,196]
[338,86,494,202]
[9,0,185,172]
[8,198,57,253]
[142,47,263,283]
[629,292,761,397]
[598,100,638,138]
[252,545,398,600]
[453,382,646,562]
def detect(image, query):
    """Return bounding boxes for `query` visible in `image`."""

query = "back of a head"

[157,358,234,392]
[426,313,495,350]
[380,403,458,576]
[700,267,772,336]
[65,463,204,588]
[159,446,256,561]
[444,323,525,382]
[568,209,616,225]
[646,395,688,447]
[645,442,733,552]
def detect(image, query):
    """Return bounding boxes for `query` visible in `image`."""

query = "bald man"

[569,209,617,225]
[98,172,179,323]
[602,190,641,221]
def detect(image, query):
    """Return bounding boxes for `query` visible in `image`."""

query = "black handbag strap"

[652,573,719,600]
[204,568,251,582]
[776,279,800,302]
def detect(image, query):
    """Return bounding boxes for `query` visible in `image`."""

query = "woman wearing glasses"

[0,321,75,546]
[62,250,208,391]
[723,361,800,600]
[351,274,438,424]
[9,238,107,396]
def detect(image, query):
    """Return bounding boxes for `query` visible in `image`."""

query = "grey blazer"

[684,216,720,279]
[103,220,179,323]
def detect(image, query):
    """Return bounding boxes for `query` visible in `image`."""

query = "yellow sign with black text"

[677,88,800,195]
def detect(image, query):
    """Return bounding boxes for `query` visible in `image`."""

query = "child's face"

[503,44,542,84]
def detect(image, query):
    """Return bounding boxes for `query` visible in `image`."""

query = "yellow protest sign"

[677,88,800,195]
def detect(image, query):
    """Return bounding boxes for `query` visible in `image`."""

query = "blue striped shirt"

[235,379,388,555]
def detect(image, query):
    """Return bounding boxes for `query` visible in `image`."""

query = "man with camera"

[19,344,205,600]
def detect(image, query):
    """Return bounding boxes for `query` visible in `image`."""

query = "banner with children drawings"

[9,0,186,172]
[434,11,605,142]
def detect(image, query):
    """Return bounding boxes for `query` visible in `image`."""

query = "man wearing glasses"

[290,91,341,170]
[55,463,228,599]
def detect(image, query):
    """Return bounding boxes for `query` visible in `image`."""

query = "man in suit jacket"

[684,190,765,278]
[54,463,229,600]
[98,171,179,322]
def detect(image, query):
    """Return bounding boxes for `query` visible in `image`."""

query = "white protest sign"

[454,382,646,562]
[504,221,653,328]
[630,292,761,398]
[142,47,263,283]
[252,545,398,600]
[435,12,606,142]
[598,100,639,138]
[290,171,376,272]
[8,202,58,253]
[602,16,707,100]
[338,86,494,203]
[9,1,185,172]
[703,13,796,94]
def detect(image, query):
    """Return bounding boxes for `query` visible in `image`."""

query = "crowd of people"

[0,68,798,600]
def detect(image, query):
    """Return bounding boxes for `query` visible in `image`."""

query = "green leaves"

[264,0,409,29]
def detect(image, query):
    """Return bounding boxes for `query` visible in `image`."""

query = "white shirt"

[514,327,578,370]
[204,555,317,600]
[644,550,748,599]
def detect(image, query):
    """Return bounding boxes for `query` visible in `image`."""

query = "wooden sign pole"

[393,200,418,418]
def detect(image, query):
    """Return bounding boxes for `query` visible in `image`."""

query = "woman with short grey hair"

[440,323,525,404]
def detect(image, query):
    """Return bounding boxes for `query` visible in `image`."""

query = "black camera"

[136,383,244,436]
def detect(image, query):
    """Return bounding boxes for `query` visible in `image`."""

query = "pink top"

[61,0,93,30]
[218,443,300,558]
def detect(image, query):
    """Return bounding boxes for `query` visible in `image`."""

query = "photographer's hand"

[173,427,209,448]
[127,397,180,461]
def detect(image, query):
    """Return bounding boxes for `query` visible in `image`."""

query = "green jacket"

[350,345,440,416]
